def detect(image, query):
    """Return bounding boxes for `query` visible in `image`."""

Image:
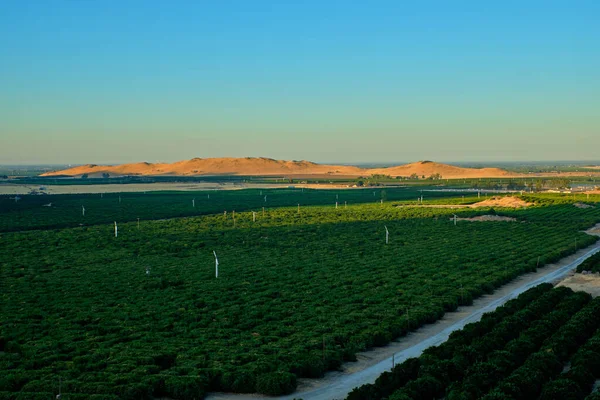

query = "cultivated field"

[1,191,600,399]
[0,188,479,232]
[348,285,600,400]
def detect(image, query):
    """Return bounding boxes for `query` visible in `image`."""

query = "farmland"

[348,285,600,400]
[0,187,481,232]
[1,192,600,399]
[577,252,600,273]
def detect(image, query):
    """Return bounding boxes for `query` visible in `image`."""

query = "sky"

[1,1,599,165]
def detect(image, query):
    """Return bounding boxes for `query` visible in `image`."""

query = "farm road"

[207,233,600,400]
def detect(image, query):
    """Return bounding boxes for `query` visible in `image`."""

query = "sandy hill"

[370,161,511,179]
[41,158,513,179]
[41,157,364,177]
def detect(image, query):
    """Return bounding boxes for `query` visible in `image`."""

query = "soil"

[575,202,596,209]
[471,196,532,208]
[556,272,600,297]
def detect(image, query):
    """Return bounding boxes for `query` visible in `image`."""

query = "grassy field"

[2,192,600,399]
[349,285,600,400]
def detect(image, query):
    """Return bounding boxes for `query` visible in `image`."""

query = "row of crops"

[348,284,600,400]
[577,252,600,273]
[0,187,484,232]
[1,198,600,398]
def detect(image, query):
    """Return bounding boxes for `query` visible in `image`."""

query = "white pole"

[214,251,219,278]
[253,211,256,222]
[262,207,265,217]
[453,214,457,226]
[380,199,383,205]
[264,195,267,202]
[192,199,195,208]
[114,221,118,237]
[385,225,389,244]
[208,193,210,199]
[336,202,338,209]
[82,206,85,216]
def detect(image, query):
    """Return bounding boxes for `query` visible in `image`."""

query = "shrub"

[255,371,297,396]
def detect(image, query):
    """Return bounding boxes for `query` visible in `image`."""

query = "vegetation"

[1,193,600,398]
[349,288,600,400]
[576,251,600,273]
[0,187,479,232]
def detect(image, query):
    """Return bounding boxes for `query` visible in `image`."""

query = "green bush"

[256,371,297,396]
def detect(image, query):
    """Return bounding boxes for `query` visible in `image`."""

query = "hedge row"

[539,302,600,400]
[482,295,600,399]
[389,289,590,400]
[345,284,557,400]
[576,251,600,273]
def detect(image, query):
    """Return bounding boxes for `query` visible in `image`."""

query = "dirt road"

[207,235,600,400]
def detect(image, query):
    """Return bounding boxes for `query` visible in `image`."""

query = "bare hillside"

[41,158,513,179]
[370,161,511,179]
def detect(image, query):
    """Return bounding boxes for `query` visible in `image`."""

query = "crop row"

[348,287,600,400]
[0,187,479,232]
[1,204,600,398]
[576,251,600,273]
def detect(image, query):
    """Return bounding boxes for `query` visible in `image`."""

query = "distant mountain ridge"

[40,158,512,179]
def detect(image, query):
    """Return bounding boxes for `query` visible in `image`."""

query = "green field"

[349,285,600,400]
[0,187,480,232]
[1,191,600,399]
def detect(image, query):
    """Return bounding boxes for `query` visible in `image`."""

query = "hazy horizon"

[2,158,600,168]
[1,1,598,164]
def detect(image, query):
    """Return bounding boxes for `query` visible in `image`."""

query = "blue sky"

[1,1,598,164]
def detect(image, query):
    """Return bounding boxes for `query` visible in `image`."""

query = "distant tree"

[535,180,544,192]
[0,175,7,179]
[356,180,364,187]
[102,173,110,179]
[409,173,419,180]
[81,174,88,179]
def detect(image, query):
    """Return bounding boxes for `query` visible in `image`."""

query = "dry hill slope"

[370,161,511,179]
[41,158,513,179]
[41,158,363,177]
